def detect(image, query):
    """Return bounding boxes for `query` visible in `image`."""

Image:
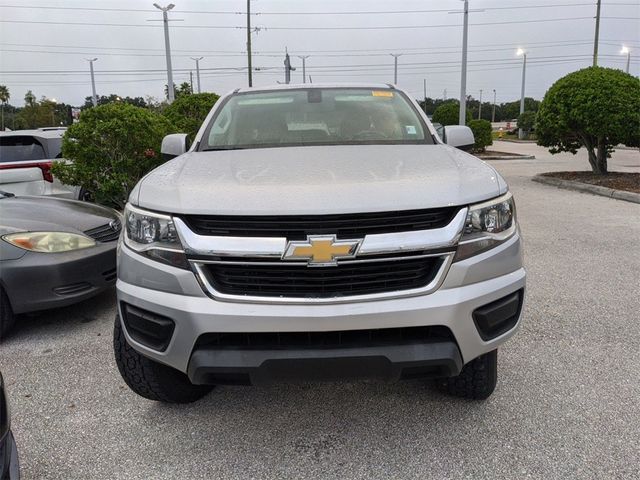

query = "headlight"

[455,192,517,261]
[2,231,96,253]
[123,204,188,269]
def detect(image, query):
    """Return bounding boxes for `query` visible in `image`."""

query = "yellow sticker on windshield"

[372,91,394,97]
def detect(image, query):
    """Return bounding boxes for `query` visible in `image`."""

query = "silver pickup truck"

[115,84,525,403]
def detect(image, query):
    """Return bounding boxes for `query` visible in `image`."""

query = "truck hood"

[135,145,505,215]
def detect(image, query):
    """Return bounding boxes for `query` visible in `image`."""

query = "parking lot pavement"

[1,144,639,480]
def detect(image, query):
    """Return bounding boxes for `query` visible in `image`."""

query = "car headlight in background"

[123,204,188,269]
[2,231,96,253]
[455,192,517,261]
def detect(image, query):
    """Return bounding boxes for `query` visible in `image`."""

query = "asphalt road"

[1,143,639,480]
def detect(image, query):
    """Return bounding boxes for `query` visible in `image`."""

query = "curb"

[480,154,536,160]
[494,139,537,144]
[532,175,640,204]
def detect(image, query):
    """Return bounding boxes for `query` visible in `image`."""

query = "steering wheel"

[352,130,388,140]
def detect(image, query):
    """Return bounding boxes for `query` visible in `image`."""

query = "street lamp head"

[516,48,525,56]
[87,57,97,62]
[621,46,630,54]
[153,3,174,11]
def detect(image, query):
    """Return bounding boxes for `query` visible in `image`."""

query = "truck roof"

[235,82,396,94]
[0,128,66,139]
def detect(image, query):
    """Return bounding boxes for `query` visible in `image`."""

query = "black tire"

[437,349,498,400]
[0,287,16,342]
[77,187,94,202]
[113,314,213,403]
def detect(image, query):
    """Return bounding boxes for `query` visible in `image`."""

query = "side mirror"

[443,125,475,151]
[161,133,190,161]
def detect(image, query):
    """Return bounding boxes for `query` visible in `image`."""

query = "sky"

[0,0,638,106]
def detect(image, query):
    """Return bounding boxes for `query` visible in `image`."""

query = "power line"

[4,41,617,59]
[1,38,635,57]
[0,2,637,15]
[3,57,632,87]
[0,42,246,54]
[1,16,637,30]
[0,38,605,55]
[2,54,631,77]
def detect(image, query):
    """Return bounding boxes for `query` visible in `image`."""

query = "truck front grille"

[200,256,443,299]
[84,218,121,242]
[194,325,455,350]
[181,207,458,240]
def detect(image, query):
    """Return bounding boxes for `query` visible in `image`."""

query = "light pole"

[517,48,527,139]
[297,56,310,83]
[459,0,469,125]
[50,98,57,126]
[593,0,602,66]
[190,57,203,93]
[478,89,483,119]
[246,0,252,87]
[284,50,295,84]
[391,54,402,85]
[153,3,176,103]
[86,58,98,106]
[492,89,496,123]
[621,46,631,74]
[423,78,427,113]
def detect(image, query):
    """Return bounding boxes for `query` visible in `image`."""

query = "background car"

[0,372,19,479]
[0,191,121,339]
[0,128,83,200]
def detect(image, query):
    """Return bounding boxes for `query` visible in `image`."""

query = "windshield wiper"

[0,190,15,198]
[201,146,250,152]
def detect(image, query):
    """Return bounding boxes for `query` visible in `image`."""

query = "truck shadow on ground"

[134,378,497,467]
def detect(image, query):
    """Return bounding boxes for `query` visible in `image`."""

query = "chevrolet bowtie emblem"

[283,235,361,266]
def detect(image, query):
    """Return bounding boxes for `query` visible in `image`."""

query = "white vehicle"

[0,128,81,199]
[114,84,526,403]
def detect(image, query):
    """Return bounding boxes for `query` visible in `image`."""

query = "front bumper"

[188,341,463,385]
[117,233,525,378]
[1,243,117,314]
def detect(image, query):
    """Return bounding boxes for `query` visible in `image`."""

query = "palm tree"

[0,85,9,131]
[24,90,36,107]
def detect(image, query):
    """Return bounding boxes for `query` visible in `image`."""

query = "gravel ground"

[1,143,639,480]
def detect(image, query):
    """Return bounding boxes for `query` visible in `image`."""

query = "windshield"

[0,136,47,162]
[200,88,433,150]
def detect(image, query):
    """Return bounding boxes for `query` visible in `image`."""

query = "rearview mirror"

[443,126,475,151]
[161,133,190,161]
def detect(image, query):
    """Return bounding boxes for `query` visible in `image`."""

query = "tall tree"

[0,85,9,131]
[536,67,640,174]
[82,94,147,109]
[24,90,36,107]
[177,82,192,97]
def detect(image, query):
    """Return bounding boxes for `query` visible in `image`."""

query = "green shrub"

[163,92,220,141]
[51,103,175,208]
[432,101,471,126]
[536,67,640,174]
[517,111,536,137]
[467,119,493,152]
